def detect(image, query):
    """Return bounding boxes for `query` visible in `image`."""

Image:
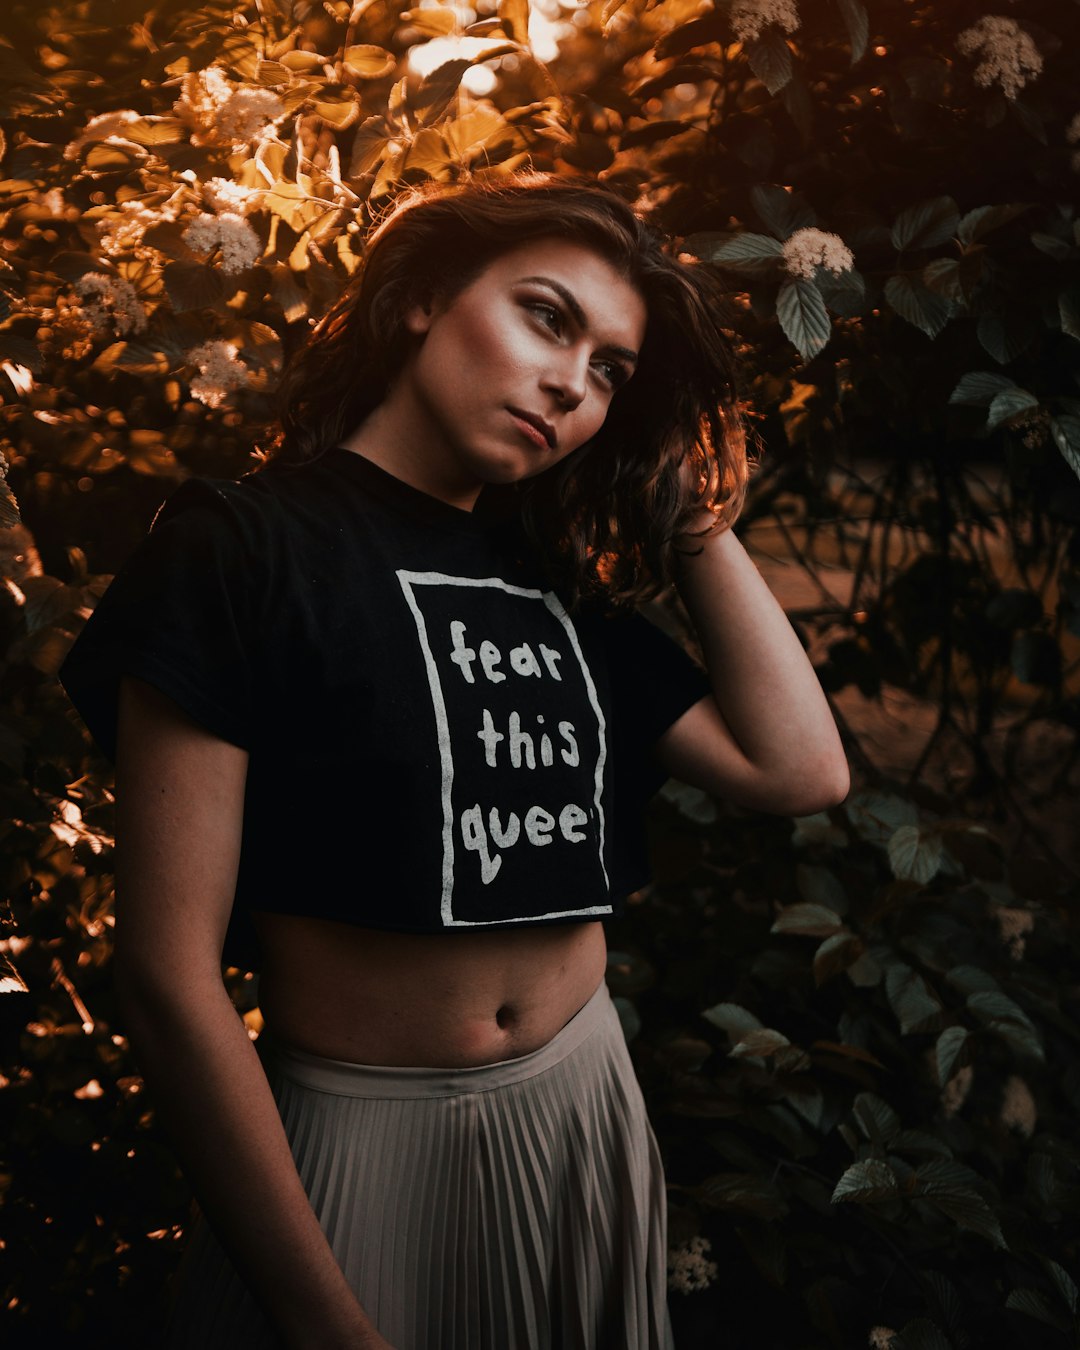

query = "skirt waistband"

[254,975,614,1100]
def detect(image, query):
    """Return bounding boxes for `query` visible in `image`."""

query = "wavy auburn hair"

[260,170,751,608]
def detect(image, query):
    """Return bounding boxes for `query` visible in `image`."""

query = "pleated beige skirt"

[163,976,675,1349]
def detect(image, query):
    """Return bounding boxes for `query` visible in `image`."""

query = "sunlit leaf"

[401,6,459,37]
[770,902,845,937]
[343,45,396,79]
[162,261,226,311]
[745,28,793,95]
[498,0,530,45]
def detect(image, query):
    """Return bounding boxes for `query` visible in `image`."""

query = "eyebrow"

[517,275,639,367]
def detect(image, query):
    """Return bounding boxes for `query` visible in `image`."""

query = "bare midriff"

[247,910,609,1069]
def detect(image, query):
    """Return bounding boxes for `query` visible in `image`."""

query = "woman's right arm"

[114,675,393,1350]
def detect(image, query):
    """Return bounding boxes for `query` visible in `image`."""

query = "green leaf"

[703,232,785,266]
[1042,1258,1079,1315]
[884,275,952,337]
[957,203,1031,245]
[815,266,866,317]
[945,965,999,996]
[498,0,530,45]
[1051,415,1080,479]
[911,1157,985,1193]
[771,902,845,937]
[833,0,868,64]
[813,932,863,985]
[777,278,831,360]
[967,991,1044,1060]
[701,1002,763,1040]
[986,387,1039,431]
[897,1318,953,1350]
[949,371,1017,407]
[698,1172,789,1218]
[162,261,226,312]
[923,1190,1008,1248]
[750,183,815,240]
[891,196,960,251]
[887,824,943,884]
[885,963,942,1033]
[1004,1289,1072,1334]
[935,1026,969,1087]
[977,312,1038,363]
[852,1092,901,1145]
[845,790,917,845]
[745,28,793,95]
[795,863,847,912]
[1060,288,1080,341]
[832,1159,899,1203]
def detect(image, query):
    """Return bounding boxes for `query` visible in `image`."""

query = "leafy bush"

[2,0,1079,1345]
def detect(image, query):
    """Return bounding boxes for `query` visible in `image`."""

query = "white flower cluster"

[782,227,855,280]
[63,109,143,160]
[97,200,159,258]
[729,0,800,44]
[73,273,147,335]
[186,340,251,409]
[956,17,1043,101]
[203,176,261,214]
[868,1329,898,1350]
[1067,112,1080,172]
[996,906,1035,959]
[1000,1074,1037,1137]
[173,66,285,147]
[667,1236,718,1294]
[940,1063,974,1118]
[182,212,261,274]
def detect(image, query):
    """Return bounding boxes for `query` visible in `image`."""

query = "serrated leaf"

[833,0,868,63]
[1060,288,1080,341]
[702,1002,763,1039]
[750,183,815,240]
[977,312,1038,364]
[401,5,459,36]
[796,863,847,911]
[945,965,999,996]
[1052,415,1080,479]
[986,387,1040,431]
[892,1129,954,1158]
[698,1172,789,1218]
[911,1157,984,1192]
[949,371,1018,407]
[745,28,793,95]
[887,824,944,884]
[1004,1289,1072,1333]
[923,1189,1007,1248]
[957,203,1031,245]
[884,275,952,338]
[777,278,831,360]
[845,790,917,845]
[1043,1258,1079,1314]
[832,1158,899,1203]
[891,196,960,251]
[886,963,941,1033]
[896,1317,954,1350]
[771,902,845,937]
[935,1026,969,1087]
[813,932,863,986]
[852,1092,901,1145]
[815,266,866,317]
[704,232,785,266]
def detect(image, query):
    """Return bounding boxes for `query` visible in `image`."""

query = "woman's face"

[377,235,648,508]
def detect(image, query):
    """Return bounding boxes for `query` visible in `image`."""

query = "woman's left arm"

[655,513,850,816]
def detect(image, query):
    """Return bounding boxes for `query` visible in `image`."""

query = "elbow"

[771,752,851,817]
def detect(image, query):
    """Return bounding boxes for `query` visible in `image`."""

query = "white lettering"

[558,720,579,767]
[524,805,555,845]
[476,709,504,768]
[488,807,520,848]
[510,643,542,677]
[449,621,476,684]
[539,644,563,680]
[479,640,505,683]
[509,711,536,769]
[559,804,589,842]
[460,805,501,884]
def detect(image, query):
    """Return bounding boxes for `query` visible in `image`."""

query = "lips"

[508,407,557,450]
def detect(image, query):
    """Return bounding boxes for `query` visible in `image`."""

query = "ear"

[404,298,435,337]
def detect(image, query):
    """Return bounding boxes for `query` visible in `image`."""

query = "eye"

[527,300,563,333]
[594,358,630,391]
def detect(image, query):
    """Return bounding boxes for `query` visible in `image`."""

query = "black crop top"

[58,447,711,971]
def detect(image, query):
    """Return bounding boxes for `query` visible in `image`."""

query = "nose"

[541,345,589,410]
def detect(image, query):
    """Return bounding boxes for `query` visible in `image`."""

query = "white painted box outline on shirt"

[396,570,611,927]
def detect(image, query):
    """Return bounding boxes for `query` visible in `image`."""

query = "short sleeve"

[58,478,263,766]
[601,605,710,739]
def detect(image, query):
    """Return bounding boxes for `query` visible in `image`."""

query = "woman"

[59,171,849,1349]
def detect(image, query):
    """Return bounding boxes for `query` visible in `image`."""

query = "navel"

[495,1004,514,1029]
